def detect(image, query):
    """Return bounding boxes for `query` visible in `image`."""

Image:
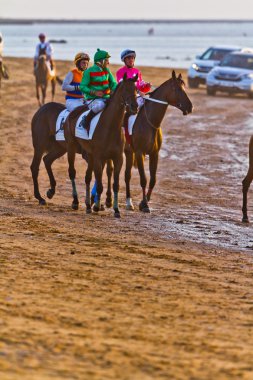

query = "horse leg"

[36,84,41,107]
[51,79,56,102]
[67,142,79,210]
[43,145,66,200]
[242,137,253,223]
[125,146,134,210]
[112,155,123,218]
[93,159,103,213]
[136,151,150,213]
[30,149,46,205]
[85,158,93,214]
[147,152,159,202]
[42,85,46,105]
[106,159,113,208]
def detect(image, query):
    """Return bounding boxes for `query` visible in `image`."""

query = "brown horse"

[30,102,90,205]
[106,70,193,213]
[65,74,138,218]
[242,136,253,222]
[34,55,59,107]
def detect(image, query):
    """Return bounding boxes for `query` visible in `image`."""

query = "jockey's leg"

[80,99,106,132]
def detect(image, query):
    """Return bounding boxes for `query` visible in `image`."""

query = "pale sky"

[1,0,253,19]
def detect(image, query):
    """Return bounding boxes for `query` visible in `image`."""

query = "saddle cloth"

[55,109,70,141]
[127,115,137,136]
[75,110,102,140]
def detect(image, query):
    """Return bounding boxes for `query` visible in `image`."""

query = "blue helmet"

[121,49,136,62]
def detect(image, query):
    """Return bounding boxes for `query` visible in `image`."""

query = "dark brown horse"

[242,136,253,222]
[65,74,138,218]
[34,55,58,107]
[107,70,193,213]
[30,102,82,205]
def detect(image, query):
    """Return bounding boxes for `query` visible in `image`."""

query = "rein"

[143,94,169,130]
[142,95,169,105]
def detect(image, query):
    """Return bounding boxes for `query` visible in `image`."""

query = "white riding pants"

[66,98,84,112]
[87,98,107,113]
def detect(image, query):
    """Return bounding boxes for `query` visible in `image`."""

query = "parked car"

[206,49,253,98]
[187,45,241,88]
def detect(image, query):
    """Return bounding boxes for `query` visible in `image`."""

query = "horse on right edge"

[242,136,253,222]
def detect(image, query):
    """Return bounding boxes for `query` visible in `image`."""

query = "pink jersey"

[116,66,151,93]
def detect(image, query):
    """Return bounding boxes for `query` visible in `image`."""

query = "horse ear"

[172,70,176,80]
[178,73,182,80]
[133,74,138,82]
[123,73,128,81]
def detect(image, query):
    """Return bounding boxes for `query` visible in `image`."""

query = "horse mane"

[149,74,185,98]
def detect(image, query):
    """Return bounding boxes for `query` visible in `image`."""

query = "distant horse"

[65,74,138,218]
[107,70,193,213]
[242,136,253,222]
[34,55,61,107]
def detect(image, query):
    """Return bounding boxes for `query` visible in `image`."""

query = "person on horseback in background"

[34,33,54,70]
[62,52,90,112]
[79,48,117,131]
[116,49,151,108]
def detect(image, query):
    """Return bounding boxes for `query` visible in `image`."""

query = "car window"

[201,48,233,61]
[220,54,253,69]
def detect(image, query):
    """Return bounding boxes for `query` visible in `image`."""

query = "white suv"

[188,45,240,88]
[206,49,253,98]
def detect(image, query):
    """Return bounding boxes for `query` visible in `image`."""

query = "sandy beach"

[1,57,253,380]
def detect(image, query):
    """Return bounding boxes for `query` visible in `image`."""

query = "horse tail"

[56,76,63,85]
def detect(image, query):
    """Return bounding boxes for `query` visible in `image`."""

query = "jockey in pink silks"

[116,49,151,108]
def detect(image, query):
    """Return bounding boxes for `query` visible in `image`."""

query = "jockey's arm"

[108,69,117,92]
[46,42,53,59]
[34,43,40,59]
[62,71,79,92]
[80,70,93,97]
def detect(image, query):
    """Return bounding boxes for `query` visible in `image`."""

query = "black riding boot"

[81,110,96,134]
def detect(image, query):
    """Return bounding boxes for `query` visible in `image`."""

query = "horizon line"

[1,17,253,24]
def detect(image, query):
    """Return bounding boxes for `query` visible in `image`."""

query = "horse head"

[168,70,193,115]
[120,73,139,115]
[38,54,47,67]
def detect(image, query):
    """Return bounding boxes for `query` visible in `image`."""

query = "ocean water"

[1,21,253,68]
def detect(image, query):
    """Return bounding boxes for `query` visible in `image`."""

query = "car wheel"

[188,78,199,89]
[207,87,216,96]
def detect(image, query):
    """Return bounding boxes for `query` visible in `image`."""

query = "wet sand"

[0,58,253,380]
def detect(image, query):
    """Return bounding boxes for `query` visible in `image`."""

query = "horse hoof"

[39,199,46,206]
[72,203,79,210]
[242,216,249,223]
[86,208,92,214]
[106,200,112,208]
[100,204,105,211]
[139,201,150,213]
[93,205,100,212]
[114,212,121,218]
[126,198,134,210]
[47,188,55,199]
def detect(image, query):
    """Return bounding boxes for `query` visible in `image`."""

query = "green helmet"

[94,48,111,62]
